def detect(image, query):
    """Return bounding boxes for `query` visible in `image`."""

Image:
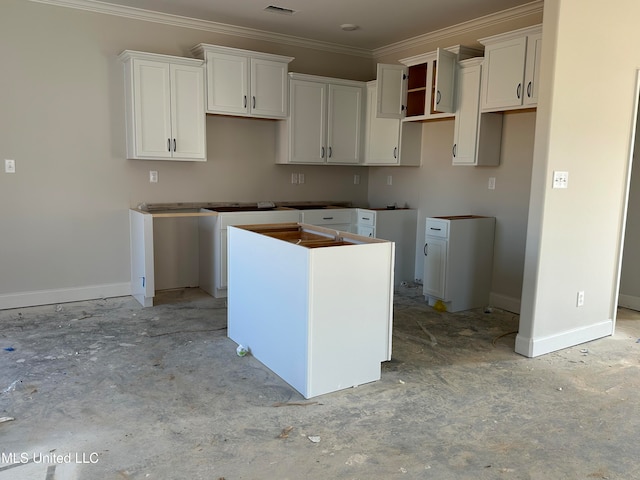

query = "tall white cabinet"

[423,216,495,312]
[119,51,206,161]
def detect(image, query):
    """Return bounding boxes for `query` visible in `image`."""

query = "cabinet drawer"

[356,209,376,226]
[218,210,300,229]
[301,209,354,225]
[425,218,449,238]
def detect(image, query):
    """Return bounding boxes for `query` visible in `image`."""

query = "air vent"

[264,5,297,15]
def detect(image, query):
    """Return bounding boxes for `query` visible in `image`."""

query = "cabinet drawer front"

[302,209,354,225]
[218,210,300,228]
[357,209,376,226]
[425,219,449,238]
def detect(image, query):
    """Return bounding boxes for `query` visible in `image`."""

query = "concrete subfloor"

[1,287,639,480]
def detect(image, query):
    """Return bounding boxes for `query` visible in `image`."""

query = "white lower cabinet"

[356,208,417,287]
[199,210,301,298]
[423,216,495,312]
[227,224,395,398]
[119,51,206,161]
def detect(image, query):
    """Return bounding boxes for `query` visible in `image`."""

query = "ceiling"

[89,0,539,51]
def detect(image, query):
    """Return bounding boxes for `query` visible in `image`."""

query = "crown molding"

[372,0,544,58]
[29,0,543,60]
[27,0,374,58]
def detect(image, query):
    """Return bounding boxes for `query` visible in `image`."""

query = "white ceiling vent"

[264,5,297,16]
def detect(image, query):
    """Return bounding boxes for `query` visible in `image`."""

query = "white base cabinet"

[423,216,495,312]
[299,208,355,233]
[356,208,417,286]
[227,223,395,398]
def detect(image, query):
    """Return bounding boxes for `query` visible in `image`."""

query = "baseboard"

[514,319,614,358]
[618,294,640,312]
[0,283,131,310]
[489,292,521,314]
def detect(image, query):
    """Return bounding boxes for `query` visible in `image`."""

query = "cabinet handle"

[252,96,256,109]
[328,147,332,158]
[401,104,406,112]
[436,90,441,105]
[321,147,325,158]
[424,243,428,256]
[430,227,442,231]
[517,83,522,99]
[452,144,457,157]
[527,81,532,98]
[362,217,371,221]
[403,73,407,80]
[244,95,247,108]
[393,147,398,159]
[322,217,334,220]
[173,138,176,152]
[167,138,171,152]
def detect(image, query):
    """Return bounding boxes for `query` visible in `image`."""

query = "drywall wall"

[0,0,371,306]
[517,0,640,356]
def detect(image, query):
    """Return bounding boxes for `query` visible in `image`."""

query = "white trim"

[489,292,521,314]
[29,0,543,60]
[618,294,640,312]
[514,320,614,358]
[0,283,131,310]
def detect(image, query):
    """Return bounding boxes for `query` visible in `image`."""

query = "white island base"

[227,223,395,399]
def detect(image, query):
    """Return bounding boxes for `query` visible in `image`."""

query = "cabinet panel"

[170,64,206,159]
[289,80,327,164]
[376,64,407,119]
[433,48,457,114]
[250,58,288,118]
[481,37,527,110]
[327,84,363,164]
[524,33,542,106]
[133,60,173,159]
[423,237,447,299]
[364,83,400,165]
[205,52,249,115]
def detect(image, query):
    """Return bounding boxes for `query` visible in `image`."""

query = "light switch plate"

[5,159,16,173]
[149,170,158,183]
[552,171,569,189]
[488,177,496,190]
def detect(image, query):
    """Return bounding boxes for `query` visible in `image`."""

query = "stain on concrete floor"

[1,287,639,479]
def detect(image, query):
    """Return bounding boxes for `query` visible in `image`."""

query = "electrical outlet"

[553,171,569,189]
[149,171,158,183]
[291,173,298,184]
[577,290,585,307]
[298,173,305,184]
[353,174,360,185]
[386,175,393,186]
[5,159,16,173]
[488,177,496,190]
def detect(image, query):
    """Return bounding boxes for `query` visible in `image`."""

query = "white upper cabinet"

[279,73,365,165]
[479,25,542,112]
[192,44,293,119]
[377,46,481,122]
[365,82,401,165]
[120,50,206,161]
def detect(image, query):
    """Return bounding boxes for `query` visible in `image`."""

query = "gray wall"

[1,0,541,311]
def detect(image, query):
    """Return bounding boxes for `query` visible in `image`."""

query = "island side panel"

[129,209,154,307]
[227,226,311,397]
[306,241,394,398]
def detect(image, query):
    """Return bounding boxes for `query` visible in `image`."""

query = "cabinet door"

[364,83,401,165]
[327,83,363,164]
[433,48,457,114]
[423,237,447,299]
[523,33,542,106]
[376,64,407,119]
[129,210,155,307]
[481,37,527,111]
[205,51,249,115]
[250,58,288,118]
[132,59,173,159]
[357,225,375,238]
[289,79,327,163]
[170,63,206,160]
[452,64,481,165]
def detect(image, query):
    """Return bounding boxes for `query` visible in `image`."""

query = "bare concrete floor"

[1,287,639,480]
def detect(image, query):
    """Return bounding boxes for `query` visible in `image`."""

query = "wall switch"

[553,171,569,189]
[488,177,496,190]
[577,290,585,307]
[291,173,298,184]
[353,174,360,185]
[149,170,158,183]
[5,159,16,173]
[298,173,305,184]
[386,175,393,186]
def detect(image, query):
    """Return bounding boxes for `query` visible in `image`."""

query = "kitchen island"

[227,223,395,398]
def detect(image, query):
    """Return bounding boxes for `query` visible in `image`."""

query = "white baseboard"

[618,294,640,312]
[489,292,521,314]
[514,320,613,358]
[0,283,131,310]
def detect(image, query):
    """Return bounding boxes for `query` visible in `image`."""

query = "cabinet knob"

[321,147,325,158]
